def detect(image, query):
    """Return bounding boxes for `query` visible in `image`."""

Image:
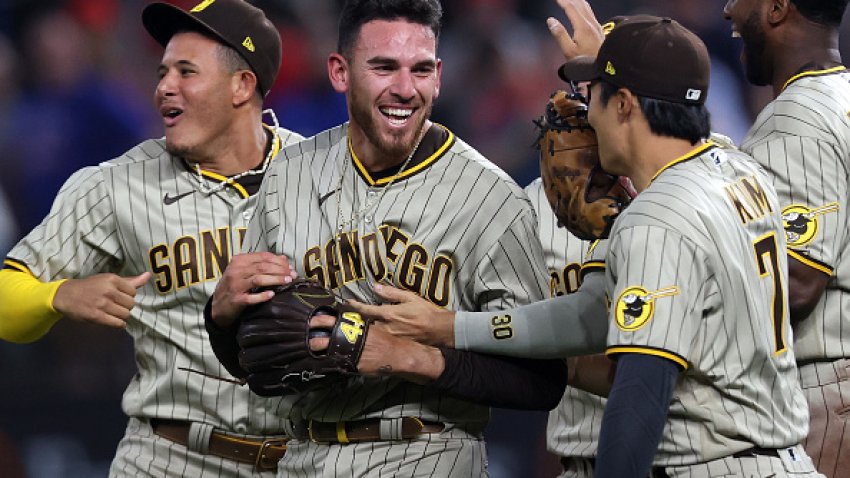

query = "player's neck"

[198,117,269,176]
[348,121,431,173]
[631,135,703,193]
[770,28,841,96]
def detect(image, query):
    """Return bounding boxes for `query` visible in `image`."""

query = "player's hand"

[308,313,444,384]
[53,272,151,329]
[547,0,604,60]
[210,252,297,328]
[346,284,456,347]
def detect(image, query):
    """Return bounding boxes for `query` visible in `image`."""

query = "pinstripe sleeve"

[748,135,846,273]
[606,225,708,368]
[472,209,549,311]
[6,166,122,281]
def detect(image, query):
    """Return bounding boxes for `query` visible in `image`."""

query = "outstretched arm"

[309,314,568,410]
[348,270,609,359]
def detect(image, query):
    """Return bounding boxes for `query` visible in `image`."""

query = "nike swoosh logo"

[163,191,195,205]
[318,189,337,206]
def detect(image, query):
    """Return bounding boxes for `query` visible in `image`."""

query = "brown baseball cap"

[559,15,710,105]
[143,0,282,97]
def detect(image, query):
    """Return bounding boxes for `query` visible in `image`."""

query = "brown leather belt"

[308,417,444,444]
[151,419,286,471]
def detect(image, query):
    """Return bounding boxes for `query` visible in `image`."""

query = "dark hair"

[790,0,849,27]
[598,80,711,144]
[174,28,262,99]
[217,43,263,100]
[337,0,443,58]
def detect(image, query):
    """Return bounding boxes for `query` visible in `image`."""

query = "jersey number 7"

[753,233,788,355]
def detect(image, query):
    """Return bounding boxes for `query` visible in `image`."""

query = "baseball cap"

[559,15,710,104]
[142,0,282,97]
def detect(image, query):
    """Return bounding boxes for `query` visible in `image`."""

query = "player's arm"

[0,167,151,342]
[0,265,65,343]
[747,113,846,324]
[594,353,679,477]
[309,314,568,410]
[204,298,247,380]
[350,270,609,357]
[0,261,152,343]
[788,255,830,324]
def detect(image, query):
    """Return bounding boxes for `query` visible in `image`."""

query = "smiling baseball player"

[0,1,305,476]
[724,0,850,475]
[205,1,570,476]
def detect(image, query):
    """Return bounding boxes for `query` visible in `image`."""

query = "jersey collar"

[782,65,846,91]
[348,123,455,187]
[187,124,282,198]
[650,141,717,183]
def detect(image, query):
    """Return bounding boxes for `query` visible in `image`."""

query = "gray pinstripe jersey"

[741,67,850,362]
[6,128,303,440]
[245,122,549,428]
[605,143,808,466]
[525,179,604,459]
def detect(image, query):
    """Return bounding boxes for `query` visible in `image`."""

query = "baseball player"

[528,177,607,478]
[558,14,819,478]
[353,11,823,478]
[724,1,850,476]
[0,1,304,476]
[206,0,571,476]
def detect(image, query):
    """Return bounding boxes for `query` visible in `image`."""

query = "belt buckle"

[255,438,286,471]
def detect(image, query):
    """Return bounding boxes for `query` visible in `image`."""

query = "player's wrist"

[356,328,441,383]
[209,294,239,328]
[388,338,445,384]
[434,309,456,347]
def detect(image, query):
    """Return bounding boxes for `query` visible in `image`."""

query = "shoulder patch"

[781,202,839,247]
[615,285,679,331]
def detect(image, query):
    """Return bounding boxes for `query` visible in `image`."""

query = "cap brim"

[558,56,599,84]
[142,2,227,48]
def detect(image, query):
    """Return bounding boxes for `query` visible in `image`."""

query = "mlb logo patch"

[685,89,702,101]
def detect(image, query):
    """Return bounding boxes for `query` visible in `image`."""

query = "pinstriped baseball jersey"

[5,127,303,475]
[244,122,548,448]
[525,178,604,462]
[741,67,850,362]
[526,179,593,298]
[605,142,808,466]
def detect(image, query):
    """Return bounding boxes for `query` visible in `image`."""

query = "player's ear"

[616,88,635,121]
[768,0,791,25]
[231,70,258,107]
[433,58,442,100]
[328,53,349,94]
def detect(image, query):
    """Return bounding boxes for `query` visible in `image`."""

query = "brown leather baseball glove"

[235,279,369,397]
[535,90,634,240]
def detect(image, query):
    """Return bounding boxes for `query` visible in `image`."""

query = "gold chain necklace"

[192,109,280,195]
[334,125,427,233]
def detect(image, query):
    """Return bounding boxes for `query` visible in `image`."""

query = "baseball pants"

[277,424,487,477]
[558,446,822,478]
[798,359,850,478]
[109,417,277,478]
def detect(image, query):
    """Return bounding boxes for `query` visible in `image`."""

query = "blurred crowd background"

[0,0,847,476]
